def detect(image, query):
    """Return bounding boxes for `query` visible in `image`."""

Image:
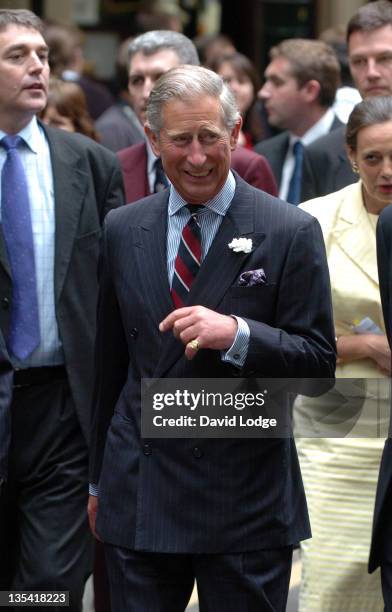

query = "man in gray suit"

[89,65,336,612]
[301,0,392,201]
[254,38,341,204]
[97,30,199,152]
[0,9,124,610]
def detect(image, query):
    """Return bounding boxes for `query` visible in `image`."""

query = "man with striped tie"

[89,65,336,612]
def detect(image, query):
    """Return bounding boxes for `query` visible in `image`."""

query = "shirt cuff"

[89,483,99,496]
[221,316,250,368]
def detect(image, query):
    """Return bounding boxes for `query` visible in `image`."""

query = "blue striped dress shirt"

[0,117,63,368]
[167,171,249,367]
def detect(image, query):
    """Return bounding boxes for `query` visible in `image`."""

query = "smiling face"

[349,25,392,98]
[0,24,49,132]
[348,120,392,214]
[146,95,241,204]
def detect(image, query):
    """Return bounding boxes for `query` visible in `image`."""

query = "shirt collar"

[290,108,336,149]
[0,116,41,154]
[168,170,236,217]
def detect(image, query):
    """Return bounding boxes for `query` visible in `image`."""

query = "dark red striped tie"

[171,205,203,308]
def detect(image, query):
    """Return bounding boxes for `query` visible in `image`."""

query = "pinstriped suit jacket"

[90,174,336,553]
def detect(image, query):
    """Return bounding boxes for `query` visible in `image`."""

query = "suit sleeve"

[89,215,129,485]
[243,215,336,379]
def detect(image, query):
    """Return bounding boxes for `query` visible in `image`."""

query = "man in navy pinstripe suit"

[89,65,336,612]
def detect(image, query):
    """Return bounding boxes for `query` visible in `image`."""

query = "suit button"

[1,297,9,310]
[193,446,203,458]
[143,443,152,456]
[130,328,138,339]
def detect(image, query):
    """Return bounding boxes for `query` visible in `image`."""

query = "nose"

[258,82,269,100]
[142,77,153,100]
[366,58,381,80]
[381,158,392,178]
[187,138,207,167]
[29,52,45,73]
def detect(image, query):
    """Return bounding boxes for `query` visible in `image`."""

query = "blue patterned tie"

[287,141,304,206]
[1,135,40,360]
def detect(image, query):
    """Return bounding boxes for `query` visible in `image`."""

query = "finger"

[184,338,201,360]
[179,323,199,345]
[159,307,193,332]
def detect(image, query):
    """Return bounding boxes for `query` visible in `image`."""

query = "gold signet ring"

[189,339,199,351]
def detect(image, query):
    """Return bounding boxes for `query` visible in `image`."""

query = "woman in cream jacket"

[295,96,392,611]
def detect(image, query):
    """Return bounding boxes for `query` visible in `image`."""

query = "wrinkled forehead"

[160,95,226,127]
[0,24,47,50]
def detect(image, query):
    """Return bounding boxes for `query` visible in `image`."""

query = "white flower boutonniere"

[228,237,253,254]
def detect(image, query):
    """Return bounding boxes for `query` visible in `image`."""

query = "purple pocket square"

[238,268,266,287]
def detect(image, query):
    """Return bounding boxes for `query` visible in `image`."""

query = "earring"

[351,162,359,174]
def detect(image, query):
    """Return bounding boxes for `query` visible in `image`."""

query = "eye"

[377,54,392,65]
[172,135,190,145]
[364,153,381,164]
[200,132,219,144]
[351,57,366,68]
[129,75,144,87]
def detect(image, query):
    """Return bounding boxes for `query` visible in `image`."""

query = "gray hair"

[0,9,43,33]
[146,65,240,134]
[346,96,392,150]
[128,30,199,68]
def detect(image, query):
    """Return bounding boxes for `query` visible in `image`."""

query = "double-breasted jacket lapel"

[331,181,378,287]
[151,177,266,378]
[131,191,173,327]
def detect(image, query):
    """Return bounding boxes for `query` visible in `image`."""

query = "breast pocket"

[223,283,277,320]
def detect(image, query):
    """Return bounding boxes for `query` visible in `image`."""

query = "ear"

[346,145,360,174]
[230,117,243,151]
[302,79,321,104]
[145,124,161,157]
[346,145,356,165]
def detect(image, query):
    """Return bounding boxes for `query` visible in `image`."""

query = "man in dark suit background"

[372,204,392,609]
[301,0,392,201]
[254,38,342,205]
[118,30,278,201]
[0,10,124,610]
[88,64,336,612]
[95,36,146,153]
